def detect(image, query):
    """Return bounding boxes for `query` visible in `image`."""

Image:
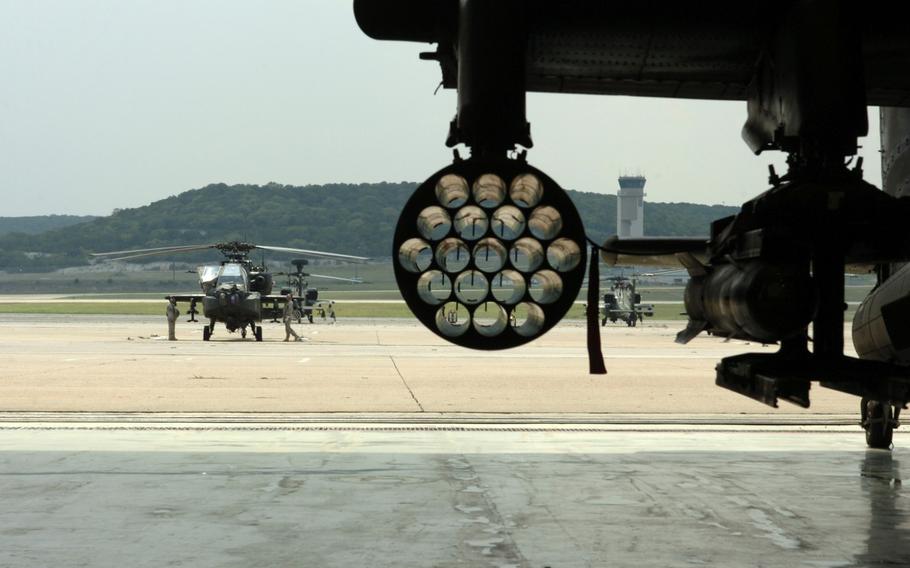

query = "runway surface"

[0,314,861,414]
[1,422,908,567]
[1,315,904,566]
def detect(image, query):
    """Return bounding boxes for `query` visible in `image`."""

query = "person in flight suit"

[166,296,180,341]
[283,293,302,342]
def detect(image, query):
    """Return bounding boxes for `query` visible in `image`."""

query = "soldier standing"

[283,293,302,342]
[166,296,180,341]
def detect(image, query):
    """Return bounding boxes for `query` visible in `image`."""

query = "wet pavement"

[1,423,908,567]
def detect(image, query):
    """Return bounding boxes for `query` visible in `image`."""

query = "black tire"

[865,400,894,449]
[241,328,247,339]
[203,327,211,341]
[254,326,263,342]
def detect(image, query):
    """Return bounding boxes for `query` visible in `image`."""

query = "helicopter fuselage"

[197,262,269,328]
[94,240,367,341]
[201,286,262,332]
[601,279,655,327]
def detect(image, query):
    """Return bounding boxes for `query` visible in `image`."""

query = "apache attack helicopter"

[268,258,363,324]
[600,274,654,327]
[92,242,368,341]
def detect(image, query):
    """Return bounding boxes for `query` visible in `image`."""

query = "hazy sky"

[0,1,883,216]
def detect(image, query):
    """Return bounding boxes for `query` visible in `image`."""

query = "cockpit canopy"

[198,265,220,287]
[215,264,248,289]
[198,263,248,292]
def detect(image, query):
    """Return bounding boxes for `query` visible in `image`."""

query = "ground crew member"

[283,293,302,342]
[166,296,180,341]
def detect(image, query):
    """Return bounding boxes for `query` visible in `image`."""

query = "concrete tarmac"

[1,423,909,567]
[1,315,904,566]
[0,314,860,414]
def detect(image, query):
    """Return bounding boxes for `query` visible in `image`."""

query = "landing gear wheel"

[307,313,314,324]
[241,328,247,339]
[203,326,211,341]
[863,398,895,449]
[254,326,263,342]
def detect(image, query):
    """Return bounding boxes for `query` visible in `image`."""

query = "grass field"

[0,262,873,322]
[60,289,408,301]
[55,286,875,304]
[0,300,699,320]
[0,301,423,318]
[1,263,875,305]
[0,302,170,316]
[0,262,394,294]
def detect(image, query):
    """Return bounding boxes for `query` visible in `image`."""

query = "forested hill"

[0,182,738,271]
[0,215,98,236]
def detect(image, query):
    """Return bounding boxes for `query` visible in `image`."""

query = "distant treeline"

[0,215,97,236]
[0,182,738,272]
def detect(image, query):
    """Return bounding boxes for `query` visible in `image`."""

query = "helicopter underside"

[202,296,262,332]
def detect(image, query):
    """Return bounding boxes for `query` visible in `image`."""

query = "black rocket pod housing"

[394,158,587,349]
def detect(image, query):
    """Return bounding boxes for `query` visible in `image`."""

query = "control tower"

[617,175,646,238]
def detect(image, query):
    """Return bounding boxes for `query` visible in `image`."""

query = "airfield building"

[617,175,646,238]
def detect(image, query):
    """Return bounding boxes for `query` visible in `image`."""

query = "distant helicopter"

[600,274,655,327]
[269,259,363,324]
[92,241,368,341]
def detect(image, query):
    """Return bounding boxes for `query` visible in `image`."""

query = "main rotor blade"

[637,268,690,277]
[91,244,213,257]
[93,245,216,261]
[308,273,364,283]
[255,245,369,263]
[599,236,708,268]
